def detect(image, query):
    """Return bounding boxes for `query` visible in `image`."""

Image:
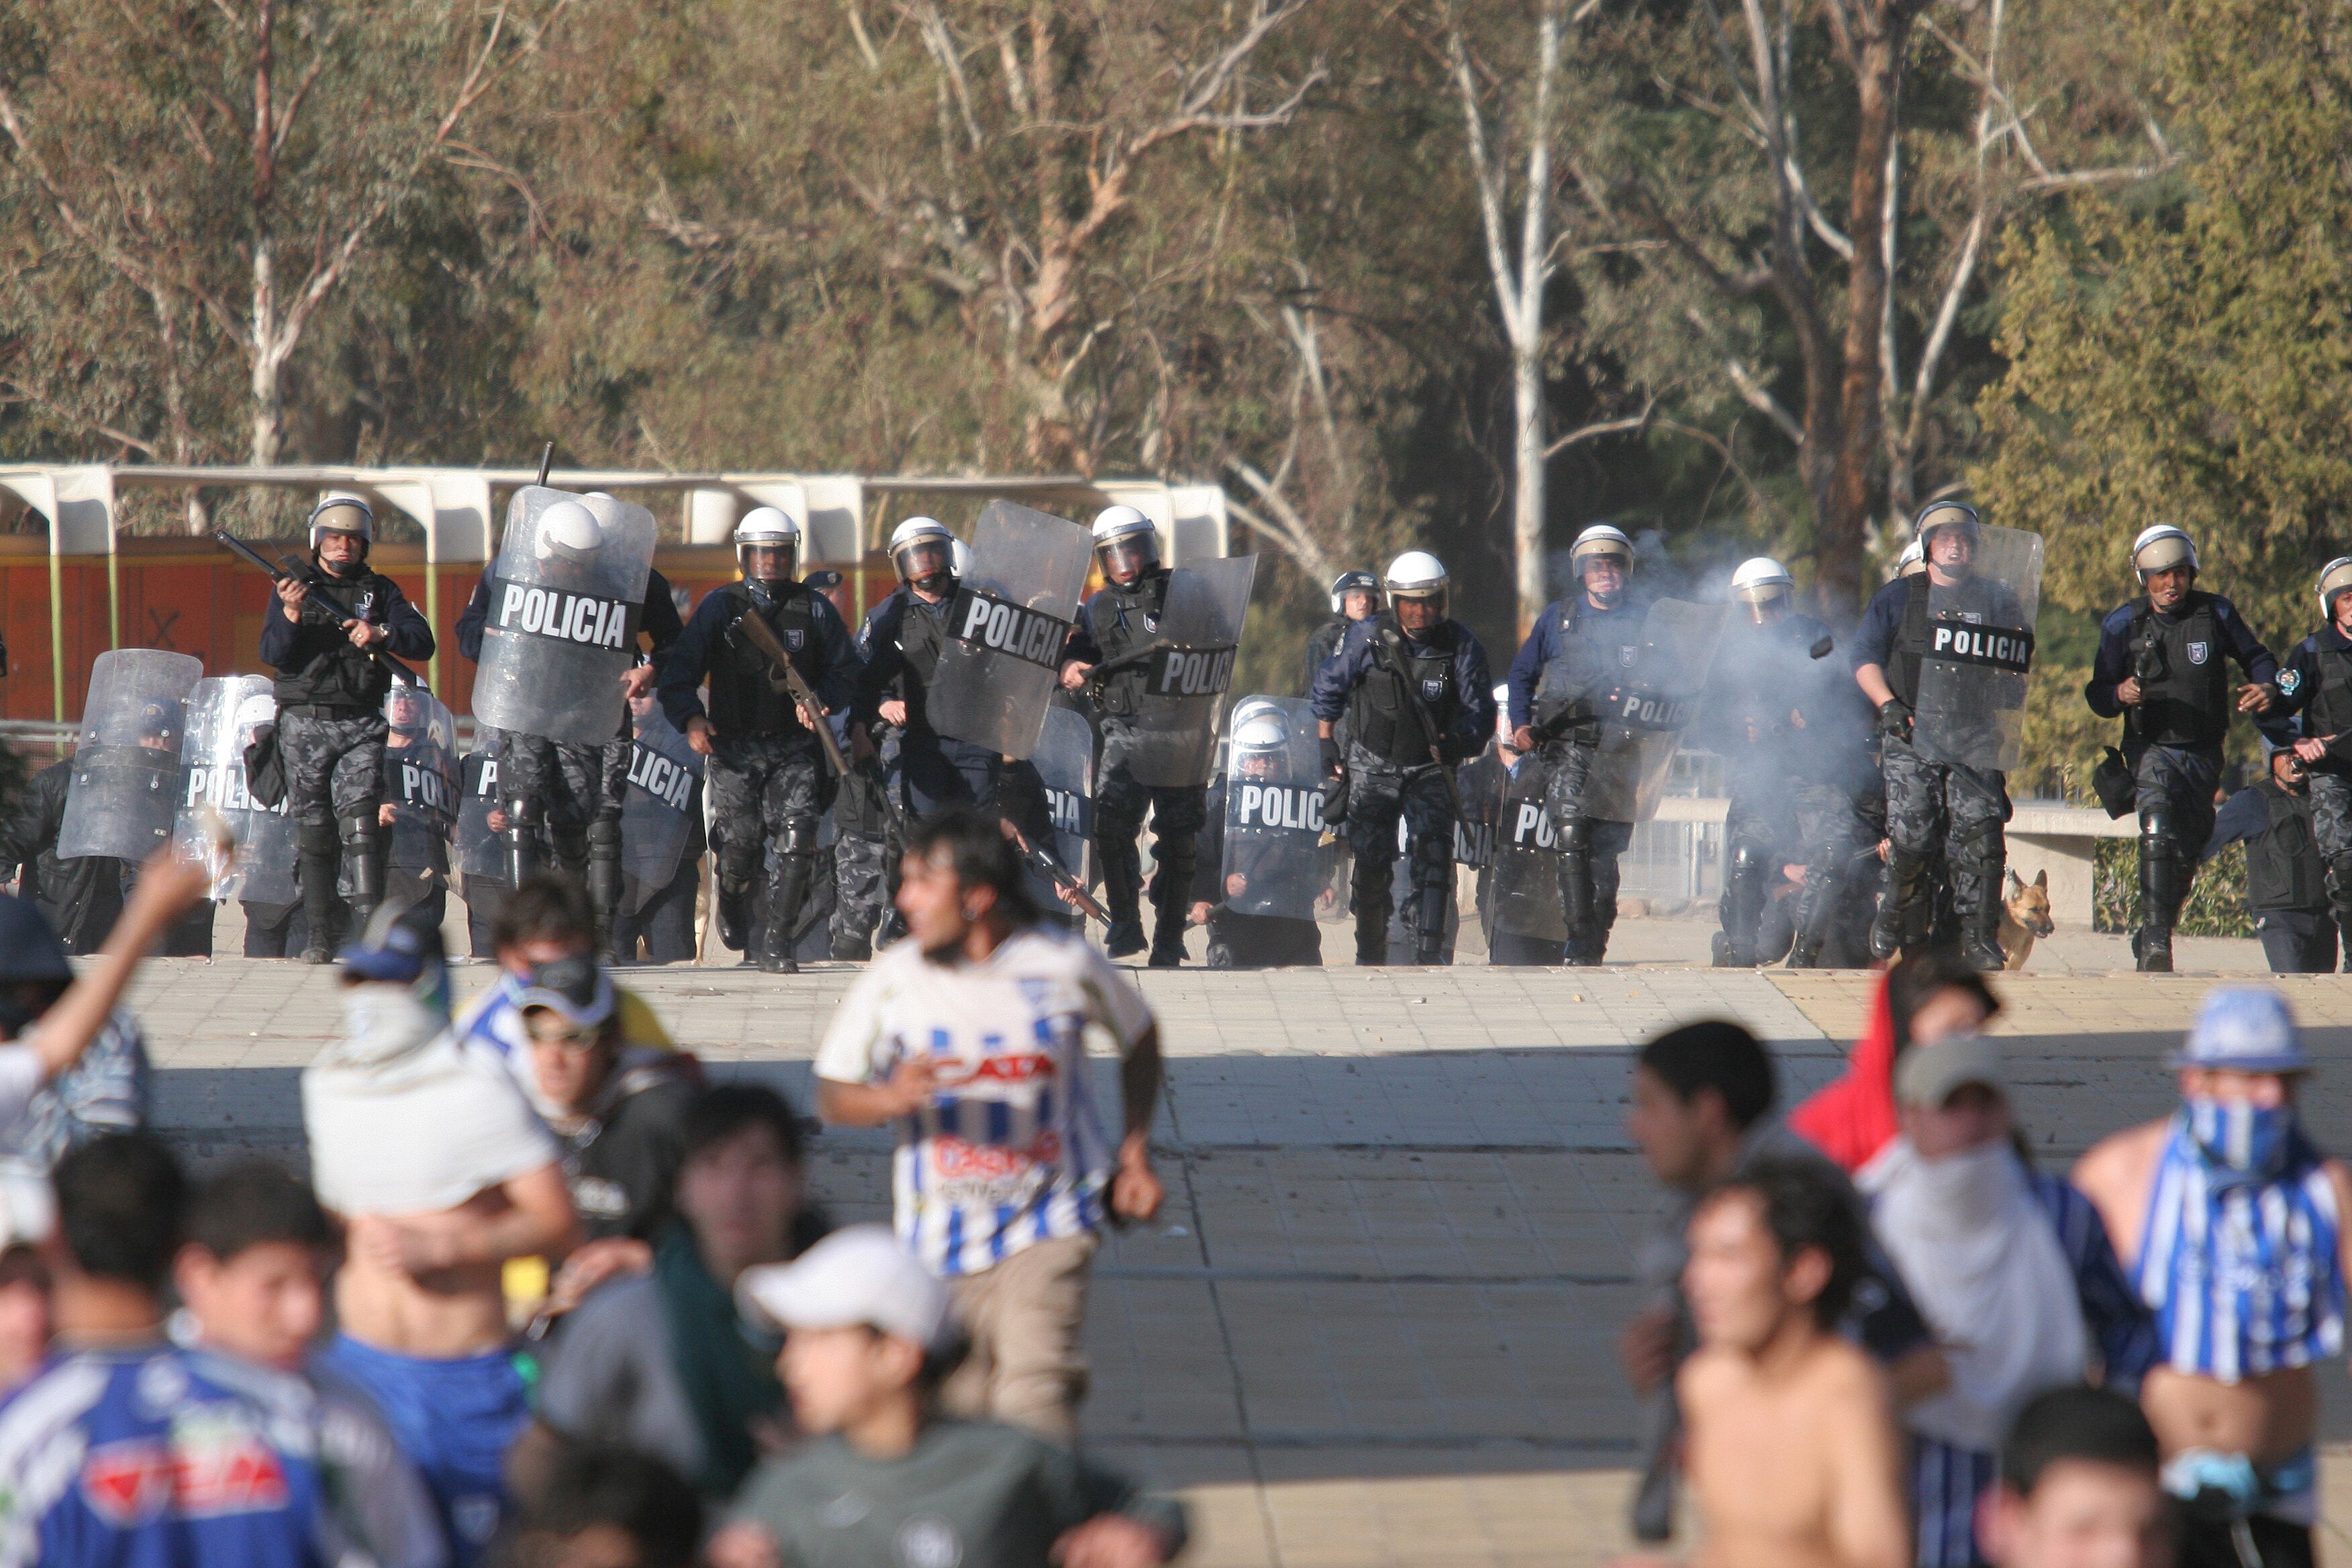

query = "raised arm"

[28,850,211,1082]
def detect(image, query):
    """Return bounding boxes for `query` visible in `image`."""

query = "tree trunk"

[248,240,283,468]
[1512,333,1547,636]
[1822,9,1912,614]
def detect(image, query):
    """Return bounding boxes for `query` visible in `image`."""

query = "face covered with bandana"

[2181,1067,2301,1184]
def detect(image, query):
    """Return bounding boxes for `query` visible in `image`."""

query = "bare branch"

[844,1,883,73]
[1543,395,1660,458]
[905,1,983,152]
[1449,30,1522,343]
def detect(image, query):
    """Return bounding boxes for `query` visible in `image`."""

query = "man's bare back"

[1679,1332,1906,1568]
[2073,1115,2352,1466]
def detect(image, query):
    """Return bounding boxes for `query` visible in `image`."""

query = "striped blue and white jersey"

[2132,1119,2344,1383]
[817,924,1157,1277]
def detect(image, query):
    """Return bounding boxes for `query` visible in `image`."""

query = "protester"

[1789,948,2003,1181]
[0,1134,417,1567]
[1868,1035,2157,1567]
[174,1161,448,1567]
[1980,1386,2171,1568]
[514,955,699,1244]
[1641,1156,1908,1568]
[1621,1020,1940,1542]
[501,1440,703,1568]
[456,872,675,1081]
[708,1226,1186,1568]
[303,903,582,1567]
[0,752,124,952]
[519,1084,830,1502]
[815,807,1165,1442]
[2073,986,2349,1568]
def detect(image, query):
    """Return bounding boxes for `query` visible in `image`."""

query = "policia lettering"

[486,581,641,648]
[948,588,1071,670]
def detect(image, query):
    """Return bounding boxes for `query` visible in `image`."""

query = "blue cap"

[339,901,445,985]
[2172,987,2308,1074]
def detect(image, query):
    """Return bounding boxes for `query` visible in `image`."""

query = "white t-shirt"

[816,925,1156,1277]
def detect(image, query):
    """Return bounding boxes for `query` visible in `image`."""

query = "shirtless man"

[1630,1156,1907,1568]
[2073,985,2349,1568]
[300,903,581,1568]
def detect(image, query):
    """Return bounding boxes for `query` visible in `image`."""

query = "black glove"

[1877,697,1914,743]
[1320,734,1342,775]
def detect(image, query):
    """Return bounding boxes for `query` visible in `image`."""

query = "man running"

[2073,986,2351,1568]
[1642,1157,1908,1568]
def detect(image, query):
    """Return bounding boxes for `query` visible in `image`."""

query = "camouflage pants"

[497,732,626,828]
[831,830,893,959]
[1542,736,1634,959]
[1880,734,2006,926]
[1344,744,1457,940]
[277,711,387,831]
[2130,742,2222,860]
[707,732,833,893]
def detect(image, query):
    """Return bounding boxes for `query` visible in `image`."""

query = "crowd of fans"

[0,799,2335,1567]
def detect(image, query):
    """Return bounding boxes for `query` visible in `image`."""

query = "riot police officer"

[1302,570,1379,695]
[1504,524,1648,965]
[1311,552,1496,965]
[2206,742,2333,973]
[455,495,683,953]
[1851,500,2033,971]
[1701,558,1868,967]
[2253,558,2352,969]
[1188,699,1326,968]
[1056,505,1207,964]
[657,507,857,973]
[854,516,1000,815]
[2084,524,2277,971]
[257,495,435,961]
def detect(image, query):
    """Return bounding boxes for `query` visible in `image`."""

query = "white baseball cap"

[736,1224,955,1351]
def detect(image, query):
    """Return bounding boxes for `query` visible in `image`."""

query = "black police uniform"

[2257,626,2352,965]
[1506,592,1647,965]
[1,759,124,952]
[1310,611,1496,965]
[377,726,458,934]
[2207,773,2335,973]
[611,761,704,965]
[1300,616,1353,697]
[2086,589,2275,967]
[256,558,435,951]
[657,576,858,969]
[854,581,1002,815]
[1851,569,2027,966]
[1065,567,1210,963]
[456,566,683,934]
[1189,777,1324,969]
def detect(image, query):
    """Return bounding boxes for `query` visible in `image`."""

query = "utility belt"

[280,702,377,721]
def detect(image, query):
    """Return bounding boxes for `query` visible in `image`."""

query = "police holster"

[1320,768,1351,828]
[2093,746,2135,820]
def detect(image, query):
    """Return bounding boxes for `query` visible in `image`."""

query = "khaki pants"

[942,1230,1098,1443]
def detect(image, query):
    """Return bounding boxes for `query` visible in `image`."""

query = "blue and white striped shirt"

[2131,1118,2343,1384]
[1910,1171,2159,1568]
[816,925,1157,1277]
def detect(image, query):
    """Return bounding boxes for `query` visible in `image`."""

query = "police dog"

[1998,869,2055,970]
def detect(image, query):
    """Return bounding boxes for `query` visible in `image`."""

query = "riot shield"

[58,649,204,863]
[1580,600,1729,823]
[471,486,658,747]
[1026,702,1096,913]
[171,675,297,905]
[620,705,704,914]
[383,685,458,888]
[1118,554,1258,788]
[926,501,1095,759]
[456,744,505,882]
[1911,525,2043,773]
[1487,754,1567,942]
[1218,697,1329,922]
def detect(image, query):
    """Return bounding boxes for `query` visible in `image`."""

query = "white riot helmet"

[1091,504,1159,583]
[308,493,374,554]
[951,538,973,577]
[2131,524,2199,581]
[1569,524,1634,584]
[534,499,603,569]
[1230,701,1291,775]
[2320,557,2352,620]
[1329,570,1380,618]
[889,516,956,587]
[1729,556,1796,623]
[1383,551,1449,620]
[1894,538,1927,578]
[734,505,800,583]
[1914,498,1981,543]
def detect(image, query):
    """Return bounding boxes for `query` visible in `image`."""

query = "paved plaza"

[122,921,2352,1566]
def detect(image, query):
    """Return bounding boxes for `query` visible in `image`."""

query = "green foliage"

[2094,837,2253,938]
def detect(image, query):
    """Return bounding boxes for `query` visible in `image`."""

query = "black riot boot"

[503,795,539,892]
[760,830,817,974]
[1146,842,1195,968]
[1097,826,1147,959]
[1714,841,1768,967]
[2136,832,2177,973]
[587,818,626,962]
[1413,878,1449,965]
[1869,850,1930,961]
[1351,852,1390,965]
[1784,858,1842,969]
[342,817,386,929]
[2329,855,2352,974]
[1557,821,1600,965]
[551,824,590,886]
[297,821,342,964]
